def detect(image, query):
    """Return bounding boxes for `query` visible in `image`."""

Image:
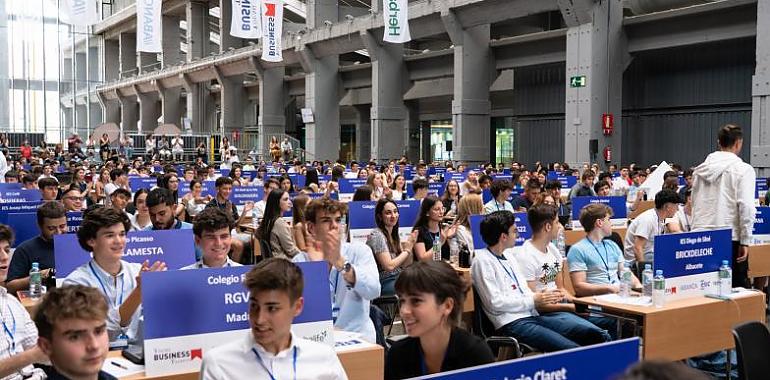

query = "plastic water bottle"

[251,207,259,229]
[642,264,654,298]
[719,260,732,297]
[339,214,348,243]
[556,228,566,259]
[449,238,459,265]
[432,234,441,261]
[29,262,42,300]
[619,263,632,298]
[653,270,665,308]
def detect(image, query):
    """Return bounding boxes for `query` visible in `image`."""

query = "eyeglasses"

[63,196,84,201]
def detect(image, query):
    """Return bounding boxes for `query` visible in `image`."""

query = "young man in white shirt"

[484,179,515,214]
[63,207,166,347]
[472,211,610,352]
[692,124,756,289]
[293,198,381,343]
[0,224,49,379]
[103,169,128,208]
[35,285,116,380]
[200,258,348,379]
[171,135,184,162]
[182,208,242,269]
[623,189,682,266]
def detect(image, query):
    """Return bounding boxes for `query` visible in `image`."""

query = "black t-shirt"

[416,226,450,261]
[7,236,55,283]
[385,328,494,380]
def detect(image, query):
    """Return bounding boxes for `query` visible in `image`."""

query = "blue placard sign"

[338,178,368,194]
[66,211,83,233]
[653,229,731,279]
[54,229,197,278]
[570,196,627,221]
[0,183,22,190]
[0,189,41,203]
[470,212,531,249]
[757,178,768,199]
[754,207,770,235]
[128,176,158,192]
[229,186,263,205]
[558,175,577,189]
[348,200,420,243]
[419,338,638,380]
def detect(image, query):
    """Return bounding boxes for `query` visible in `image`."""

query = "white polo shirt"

[200,332,348,380]
[180,257,241,270]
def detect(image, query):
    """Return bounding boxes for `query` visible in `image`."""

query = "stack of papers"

[101,358,145,378]
[595,294,652,306]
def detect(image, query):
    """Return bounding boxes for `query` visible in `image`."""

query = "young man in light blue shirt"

[63,207,166,347]
[182,208,242,270]
[293,198,380,343]
[484,179,515,214]
[568,203,641,297]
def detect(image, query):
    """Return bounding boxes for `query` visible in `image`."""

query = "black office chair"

[471,286,530,361]
[732,321,770,380]
[372,295,399,337]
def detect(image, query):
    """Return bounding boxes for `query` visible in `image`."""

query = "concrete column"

[219,0,243,52]
[118,33,137,78]
[156,82,183,127]
[136,89,161,133]
[421,121,431,162]
[181,74,212,134]
[562,0,625,167]
[752,0,770,175]
[90,102,104,127]
[162,15,182,67]
[213,67,244,137]
[62,58,73,93]
[186,0,209,62]
[443,15,492,164]
[118,95,138,133]
[75,105,87,132]
[98,93,121,124]
[354,105,371,161]
[104,40,120,82]
[362,32,407,162]
[75,52,87,92]
[0,3,7,131]
[257,66,286,154]
[405,100,421,162]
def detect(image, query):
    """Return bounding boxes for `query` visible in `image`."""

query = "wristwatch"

[340,261,352,273]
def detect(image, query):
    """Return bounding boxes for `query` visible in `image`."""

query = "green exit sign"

[570,75,586,88]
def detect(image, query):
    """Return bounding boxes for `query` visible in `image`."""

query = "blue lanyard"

[252,346,297,380]
[1,305,15,353]
[89,262,124,308]
[488,249,523,294]
[588,239,613,283]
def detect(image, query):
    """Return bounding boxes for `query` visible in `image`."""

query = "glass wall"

[429,120,452,161]
[494,117,515,164]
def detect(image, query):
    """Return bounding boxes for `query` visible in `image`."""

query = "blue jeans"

[584,315,619,340]
[498,312,611,352]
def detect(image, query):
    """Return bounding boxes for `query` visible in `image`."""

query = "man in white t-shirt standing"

[172,134,184,162]
[623,189,682,266]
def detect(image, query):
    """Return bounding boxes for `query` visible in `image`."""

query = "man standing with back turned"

[691,124,756,289]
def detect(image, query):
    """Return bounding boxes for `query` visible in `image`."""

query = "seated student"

[483,179,515,214]
[460,170,482,195]
[449,194,484,257]
[0,224,49,379]
[39,177,59,201]
[672,188,693,233]
[35,286,116,380]
[60,184,85,212]
[293,198,380,343]
[412,196,453,262]
[385,261,494,379]
[569,171,597,199]
[593,180,611,197]
[569,204,641,297]
[478,174,493,192]
[205,177,252,228]
[109,188,132,214]
[623,189,682,265]
[4,170,19,184]
[145,188,193,230]
[201,258,348,379]
[6,201,67,294]
[182,208,242,269]
[257,189,301,259]
[472,211,609,352]
[21,174,37,190]
[254,178,280,222]
[366,199,416,296]
[63,207,166,347]
[510,178,541,212]
[410,178,429,202]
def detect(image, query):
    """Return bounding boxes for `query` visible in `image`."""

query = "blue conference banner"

[128,176,158,192]
[229,186,263,205]
[653,228,731,279]
[54,229,197,278]
[0,189,41,203]
[338,178,368,194]
[470,212,531,249]
[754,207,770,235]
[570,196,627,220]
[142,262,332,339]
[419,338,638,380]
[66,211,83,233]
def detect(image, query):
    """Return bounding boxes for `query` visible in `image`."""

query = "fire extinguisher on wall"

[603,145,612,163]
[602,113,614,136]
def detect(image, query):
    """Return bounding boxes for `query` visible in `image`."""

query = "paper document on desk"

[334,331,370,352]
[595,294,652,306]
[727,288,763,299]
[102,358,144,377]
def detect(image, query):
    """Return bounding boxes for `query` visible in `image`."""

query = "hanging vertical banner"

[382,0,411,43]
[61,0,100,26]
[230,0,263,39]
[261,0,284,62]
[136,0,163,53]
